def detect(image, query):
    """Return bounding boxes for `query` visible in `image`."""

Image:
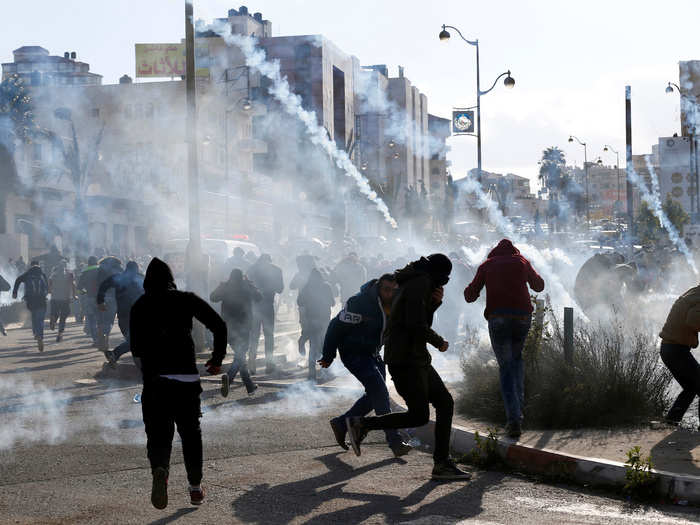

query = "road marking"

[515,496,694,523]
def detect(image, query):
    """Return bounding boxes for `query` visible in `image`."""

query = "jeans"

[83,299,97,343]
[336,353,401,446]
[227,329,255,393]
[30,307,46,339]
[249,300,275,371]
[50,299,70,333]
[363,364,454,462]
[98,297,117,338]
[487,315,532,425]
[660,342,700,422]
[141,378,203,486]
[306,321,327,380]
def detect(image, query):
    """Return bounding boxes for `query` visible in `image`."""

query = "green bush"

[457,314,672,429]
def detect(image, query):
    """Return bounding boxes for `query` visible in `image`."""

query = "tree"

[0,74,39,144]
[662,195,690,237]
[538,147,567,193]
[635,197,690,245]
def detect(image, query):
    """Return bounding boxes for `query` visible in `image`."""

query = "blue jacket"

[321,279,387,364]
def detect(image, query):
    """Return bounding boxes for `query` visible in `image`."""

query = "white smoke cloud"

[199,19,398,229]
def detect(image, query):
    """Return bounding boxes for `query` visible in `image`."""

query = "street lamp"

[439,24,514,183]
[601,144,621,210]
[569,135,590,230]
[666,81,699,219]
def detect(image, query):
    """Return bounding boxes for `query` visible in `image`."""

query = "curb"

[389,394,700,504]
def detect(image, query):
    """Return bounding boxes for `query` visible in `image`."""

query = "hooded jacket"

[210,269,262,331]
[297,268,335,325]
[659,286,700,348]
[464,239,545,319]
[78,264,100,298]
[12,265,48,310]
[246,255,284,302]
[130,258,227,382]
[383,261,445,367]
[97,262,145,315]
[321,279,386,364]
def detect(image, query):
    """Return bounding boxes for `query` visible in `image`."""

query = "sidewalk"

[389,381,700,504]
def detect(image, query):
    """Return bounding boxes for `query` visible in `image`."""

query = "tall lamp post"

[439,25,514,182]
[666,81,699,221]
[600,144,621,218]
[568,135,590,229]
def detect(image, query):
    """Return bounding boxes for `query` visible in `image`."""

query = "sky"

[2,0,699,191]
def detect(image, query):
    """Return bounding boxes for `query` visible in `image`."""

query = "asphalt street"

[1,314,699,524]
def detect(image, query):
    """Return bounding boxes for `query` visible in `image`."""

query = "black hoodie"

[383,260,446,367]
[130,258,227,382]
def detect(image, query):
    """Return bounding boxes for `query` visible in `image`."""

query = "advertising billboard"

[135,43,210,78]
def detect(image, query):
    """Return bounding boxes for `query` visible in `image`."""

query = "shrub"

[457,314,672,429]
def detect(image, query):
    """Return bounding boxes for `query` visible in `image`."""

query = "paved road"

[1,316,699,524]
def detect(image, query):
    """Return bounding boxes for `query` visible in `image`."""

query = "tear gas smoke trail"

[457,176,518,239]
[647,154,660,198]
[633,153,699,275]
[458,175,582,312]
[202,20,398,229]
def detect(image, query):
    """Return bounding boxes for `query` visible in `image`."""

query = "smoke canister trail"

[635,153,698,275]
[457,175,519,239]
[459,174,583,312]
[203,21,398,228]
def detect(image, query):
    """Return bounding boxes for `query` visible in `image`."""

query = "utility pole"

[625,86,634,235]
[185,0,206,350]
[185,0,201,256]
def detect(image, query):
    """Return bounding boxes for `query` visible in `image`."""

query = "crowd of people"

[6,236,700,513]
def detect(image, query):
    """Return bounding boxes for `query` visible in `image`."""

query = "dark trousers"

[362,364,454,462]
[227,329,256,393]
[29,306,46,339]
[337,354,401,446]
[306,321,326,380]
[249,300,275,371]
[113,312,131,361]
[50,299,70,333]
[141,378,203,486]
[660,342,700,422]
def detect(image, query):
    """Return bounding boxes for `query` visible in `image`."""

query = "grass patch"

[457,309,672,429]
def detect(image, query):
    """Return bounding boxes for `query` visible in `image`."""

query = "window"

[91,108,99,118]
[134,104,143,119]
[124,104,132,119]
[145,103,154,118]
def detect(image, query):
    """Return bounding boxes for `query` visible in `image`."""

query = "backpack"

[25,272,48,299]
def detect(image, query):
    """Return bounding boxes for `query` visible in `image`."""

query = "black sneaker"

[346,416,368,457]
[104,350,117,367]
[221,375,230,397]
[151,466,168,509]
[431,459,472,481]
[329,417,349,451]
[390,441,413,458]
[247,384,258,398]
[37,337,44,352]
[505,422,522,439]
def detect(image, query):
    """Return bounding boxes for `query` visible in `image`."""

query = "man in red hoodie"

[464,239,544,438]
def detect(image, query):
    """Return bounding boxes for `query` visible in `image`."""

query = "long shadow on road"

[230,452,503,524]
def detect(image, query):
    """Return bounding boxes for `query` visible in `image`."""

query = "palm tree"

[538,146,567,193]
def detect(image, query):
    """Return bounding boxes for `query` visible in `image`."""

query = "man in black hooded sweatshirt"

[130,258,227,510]
[346,254,471,481]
